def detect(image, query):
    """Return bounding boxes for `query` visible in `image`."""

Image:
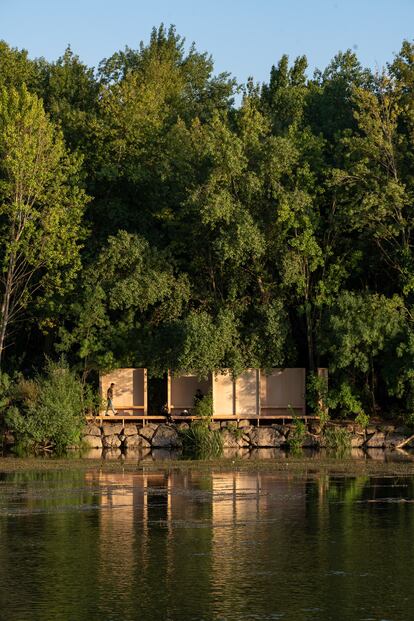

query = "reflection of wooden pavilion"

[92,367,321,424]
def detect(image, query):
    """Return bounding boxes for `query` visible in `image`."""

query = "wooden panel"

[213,372,234,416]
[100,368,147,408]
[260,368,305,414]
[235,369,259,416]
[143,368,148,415]
[170,374,212,410]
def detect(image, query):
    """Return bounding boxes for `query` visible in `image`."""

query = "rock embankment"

[82,421,414,451]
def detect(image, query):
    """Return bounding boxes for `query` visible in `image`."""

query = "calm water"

[1,463,414,620]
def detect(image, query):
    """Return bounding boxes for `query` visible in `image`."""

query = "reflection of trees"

[2,470,414,619]
[0,471,99,620]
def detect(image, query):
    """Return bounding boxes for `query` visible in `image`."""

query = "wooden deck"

[87,413,319,426]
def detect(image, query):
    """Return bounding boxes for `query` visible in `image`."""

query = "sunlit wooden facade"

[97,367,313,421]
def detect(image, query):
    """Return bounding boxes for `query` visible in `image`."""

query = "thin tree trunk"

[306,303,315,372]
[0,252,16,369]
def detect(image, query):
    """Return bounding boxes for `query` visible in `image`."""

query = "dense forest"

[1,25,414,420]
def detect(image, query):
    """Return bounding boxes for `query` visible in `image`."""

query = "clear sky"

[1,0,413,84]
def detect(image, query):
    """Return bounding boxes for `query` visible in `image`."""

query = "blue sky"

[1,0,413,84]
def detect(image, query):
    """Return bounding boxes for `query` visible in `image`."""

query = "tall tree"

[0,86,87,367]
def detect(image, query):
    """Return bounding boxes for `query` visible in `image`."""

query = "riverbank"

[2,449,414,476]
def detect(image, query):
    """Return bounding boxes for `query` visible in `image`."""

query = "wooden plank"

[144,369,148,416]
[87,414,319,423]
[167,370,171,414]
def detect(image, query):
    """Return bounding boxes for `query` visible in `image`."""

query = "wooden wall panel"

[260,368,305,414]
[100,368,147,408]
[170,374,212,411]
[235,369,259,416]
[212,372,234,416]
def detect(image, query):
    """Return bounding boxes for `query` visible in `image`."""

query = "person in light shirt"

[105,382,116,416]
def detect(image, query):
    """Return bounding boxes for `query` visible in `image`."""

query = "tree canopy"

[1,27,414,418]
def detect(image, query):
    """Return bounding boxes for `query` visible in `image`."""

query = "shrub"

[307,372,330,426]
[4,359,94,451]
[402,412,414,429]
[180,419,223,458]
[355,411,370,429]
[193,391,213,418]
[323,426,351,454]
[287,417,306,453]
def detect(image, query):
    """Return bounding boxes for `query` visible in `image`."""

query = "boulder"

[272,424,289,435]
[378,424,395,433]
[364,431,386,448]
[83,423,101,437]
[353,423,366,435]
[238,420,251,428]
[139,423,158,442]
[83,434,103,449]
[177,422,190,431]
[249,427,285,448]
[309,423,322,435]
[124,435,151,449]
[350,434,365,448]
[123,424,139,437]
[102,434,122,449]
[102,423,123,437]
[221,430,240,449]
[384,432,408,448]
[151,424,181,448]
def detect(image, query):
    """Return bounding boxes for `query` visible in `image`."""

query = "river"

[1,455,414,620]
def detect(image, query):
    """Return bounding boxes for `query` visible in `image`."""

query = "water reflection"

[78,446,414,462]
[1,469,414,620]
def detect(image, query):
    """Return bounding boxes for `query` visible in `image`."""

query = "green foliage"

[287,417,306,453]
[226,422,245,441]
[323,426,352,454]
[355,411,370,429]
[4,360,94,450]
[1,30,414,423]
[193,392,213,418]
[0,85,88,364]
[180,420,223,459]
[306,372,330,425]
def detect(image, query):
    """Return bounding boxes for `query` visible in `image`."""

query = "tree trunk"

[0,252,16,369]
[305,302,315,372]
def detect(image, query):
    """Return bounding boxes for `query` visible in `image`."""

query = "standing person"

[105,382,116,416]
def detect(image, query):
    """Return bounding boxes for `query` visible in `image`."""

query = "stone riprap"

[77,421,414,451]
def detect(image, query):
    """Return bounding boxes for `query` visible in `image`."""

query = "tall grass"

[180,420,223,458]
[323,426,351,455]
